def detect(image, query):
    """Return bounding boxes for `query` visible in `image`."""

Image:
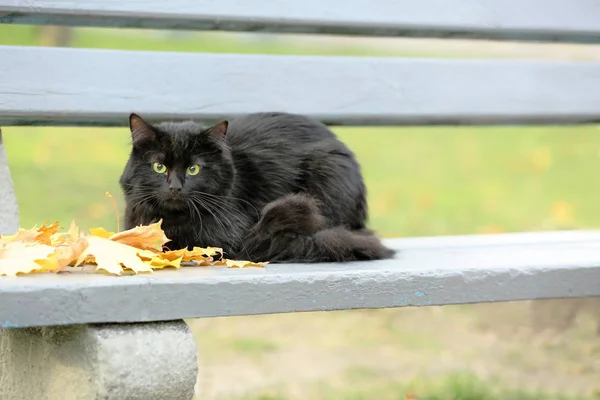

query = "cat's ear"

[205,120,228,139]
[129,113,156,147]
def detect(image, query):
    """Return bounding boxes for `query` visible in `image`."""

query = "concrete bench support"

[0,128,19,236]
[0,320,198,400]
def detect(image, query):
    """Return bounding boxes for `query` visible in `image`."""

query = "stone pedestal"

[0,128,19,235]
[0,320,198,400]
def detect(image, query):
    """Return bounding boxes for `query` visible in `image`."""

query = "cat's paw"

[256,193,325,235]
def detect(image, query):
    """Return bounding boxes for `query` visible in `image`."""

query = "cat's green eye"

[152,162,167,174]
[187,164,201,176]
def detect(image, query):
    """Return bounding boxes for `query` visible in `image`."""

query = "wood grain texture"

[1,46,600,127]
[1,0,600,42]
[1,231,600,327]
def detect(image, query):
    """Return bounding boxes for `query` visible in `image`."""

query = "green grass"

[232,372,596,400]
[3,25,600,400]
[228,338,279,356]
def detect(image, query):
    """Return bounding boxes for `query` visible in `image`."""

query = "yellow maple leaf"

[198,247,223,257]
[36,237,89,272]
[67,220,79,238]
[160,248,187,261]
[51,221,80,245]
[0,241,56,276]
[181,246,223,262]
[156,247,219,266]
[140,254,183,269]
[1,216,268,276]
[89,227,115,238]
[224,260,269,268]
[1,228,38,243]
[1,221,60,245]
[35,221,60,245]
[75,236,156,275]
[108,220,170,251]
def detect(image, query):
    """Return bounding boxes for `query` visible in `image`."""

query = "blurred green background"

[2,24,600,400]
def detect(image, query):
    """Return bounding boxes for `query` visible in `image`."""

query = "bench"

[1,1,600,399]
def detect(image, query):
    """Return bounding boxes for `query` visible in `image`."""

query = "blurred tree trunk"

[37,26,73,47]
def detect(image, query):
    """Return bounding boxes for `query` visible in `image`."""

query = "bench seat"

[2,230,600,329]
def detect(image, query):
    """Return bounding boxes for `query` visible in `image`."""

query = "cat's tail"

[241,194,396,263]
[310,226,396,262]
[244,226,395,263]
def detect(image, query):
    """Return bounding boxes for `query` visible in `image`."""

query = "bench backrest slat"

[1,0,600,43]
[1,46,600,127]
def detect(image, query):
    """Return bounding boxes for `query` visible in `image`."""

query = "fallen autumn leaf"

[0,220,268,276]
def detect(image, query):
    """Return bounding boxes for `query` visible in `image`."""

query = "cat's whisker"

[195,199,246,246]
[194,195,247,226]
[195,192,252,220]
[186,199,204,237]
[190,196,231,238]
[189,190,260,219]
[190,194,247,237]
[128,194,157,212]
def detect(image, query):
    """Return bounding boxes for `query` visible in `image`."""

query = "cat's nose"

[169,175,183,197]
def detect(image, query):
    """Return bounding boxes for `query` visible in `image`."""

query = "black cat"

[119,112,394,263]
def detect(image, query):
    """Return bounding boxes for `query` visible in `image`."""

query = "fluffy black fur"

[119,112,394,263]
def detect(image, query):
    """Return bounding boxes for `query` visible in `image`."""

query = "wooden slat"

[1,46,600,127]
[2,231,600,328]
[1,0,600,43]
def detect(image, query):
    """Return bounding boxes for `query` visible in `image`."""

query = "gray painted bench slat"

[2,231,600,328]
[1,0,600,43]
[2,46,600,127]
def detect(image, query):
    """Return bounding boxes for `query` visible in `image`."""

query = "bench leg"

[0,128,20,235]
[0,320,198,400]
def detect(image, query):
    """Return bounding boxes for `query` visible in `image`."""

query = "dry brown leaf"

[75,236,155,275]
[108,220,169,251]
